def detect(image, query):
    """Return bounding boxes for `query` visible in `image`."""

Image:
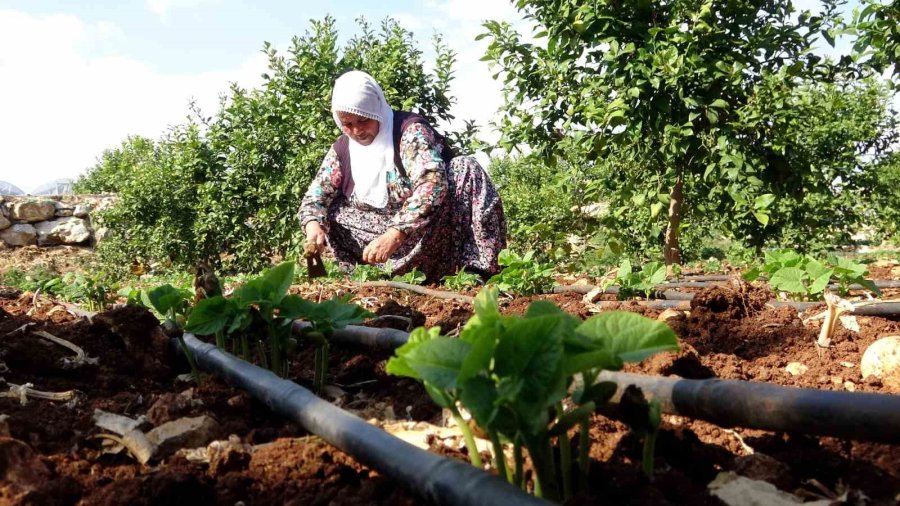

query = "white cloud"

[146,0,217,21]
[0,9,267,193]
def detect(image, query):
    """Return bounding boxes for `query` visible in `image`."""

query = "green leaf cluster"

[744,249,879,299]
[487,249,555,295]
[441,269,482,291]
[603,259,667,299]
[387,287,678,500]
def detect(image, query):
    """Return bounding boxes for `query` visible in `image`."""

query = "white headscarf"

[331,71,394,208]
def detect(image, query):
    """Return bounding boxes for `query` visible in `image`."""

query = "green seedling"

[603,259,667,299]
[350,264,391,283]
[284,295,372,394]
[487,249,555,295]
[392,268,426,285]
[744,249,879,300]
[442,269,482,291]
[387,287,678,501]
[187,261,301,377]
[60,272,114,312]
[143,284,201,382]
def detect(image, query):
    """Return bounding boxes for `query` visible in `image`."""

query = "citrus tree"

[482,0,849,263]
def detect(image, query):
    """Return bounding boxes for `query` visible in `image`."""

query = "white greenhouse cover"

[30,178,74,196]
[0,181,25,196]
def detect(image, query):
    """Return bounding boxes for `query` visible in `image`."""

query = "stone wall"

[0,195,116,248]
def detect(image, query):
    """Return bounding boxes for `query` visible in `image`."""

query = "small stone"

[73,204,91,218]
[840,361,854,368]
[784,362,808,377]
[0,214,9,230]
[843,381,856,392]
[831,376,843,386]
[860,335,900,392]
[227,394,249,409]
[658,308,685,321]
[0,224,37,246]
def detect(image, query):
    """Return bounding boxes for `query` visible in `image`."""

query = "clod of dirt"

[860,335,900,392]
[146,392,195,426]
[0,437,51,501]
[733,453,793,490]
[83,471,216,506]
[691,281,772,319]
[93,306,171,375]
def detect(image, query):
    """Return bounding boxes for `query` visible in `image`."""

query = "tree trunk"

[663,173,684,265]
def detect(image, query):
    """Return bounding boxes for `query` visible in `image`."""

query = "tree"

[852,0,900,85]
[482,0,845,263]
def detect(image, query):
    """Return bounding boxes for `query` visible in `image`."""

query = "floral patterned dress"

[298,121,506,281]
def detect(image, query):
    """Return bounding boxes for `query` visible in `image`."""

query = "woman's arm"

[389,122,449,234]
[298,146,343,228]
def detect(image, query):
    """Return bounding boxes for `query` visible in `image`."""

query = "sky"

[0,0,531,193]
[0,1,875,194]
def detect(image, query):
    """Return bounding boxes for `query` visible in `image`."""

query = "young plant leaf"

[576,312,679,363]
[185,295,234,335]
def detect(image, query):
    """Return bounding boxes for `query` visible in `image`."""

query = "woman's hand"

[362,228,406,264]
[304,221,327,256]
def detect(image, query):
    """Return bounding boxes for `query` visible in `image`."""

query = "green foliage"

[487,249,555,295]
[744,249,879,299]
[392,268,426,285]
[387,287,678,500]
[186,261,372,391]
[350,264,391,283]
[482,0,897,261]
[73,136,156,194]
[866,153,900,243]
[58,272,115,312]
[852,0,900,85]
[603,260,667,300]
[78,17,464,276]
[441,269,482,291]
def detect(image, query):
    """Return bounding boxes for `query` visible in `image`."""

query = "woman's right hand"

[304,221,327,256]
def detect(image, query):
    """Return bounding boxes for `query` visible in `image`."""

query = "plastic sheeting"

[30,178,74,195]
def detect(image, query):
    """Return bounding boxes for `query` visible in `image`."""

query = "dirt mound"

[690,281,772,319]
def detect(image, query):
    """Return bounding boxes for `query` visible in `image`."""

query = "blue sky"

[0,0,527,192]
[0,1,870,193]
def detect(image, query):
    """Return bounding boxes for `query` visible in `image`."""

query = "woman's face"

[337,111,380,146]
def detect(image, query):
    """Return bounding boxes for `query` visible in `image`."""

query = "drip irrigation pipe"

[552,279,900,296]
[179,333,549,506]
[596,371,900,444]
[292,321,409,351]
[359,281,474,304]
[316,326,900,443]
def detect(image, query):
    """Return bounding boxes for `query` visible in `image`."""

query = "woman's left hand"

[362,228,406,264]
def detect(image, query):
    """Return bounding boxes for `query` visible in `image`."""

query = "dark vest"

[332,111,456,198]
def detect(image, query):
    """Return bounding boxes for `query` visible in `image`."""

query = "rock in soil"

[147,415,221,460]
[860,335,900,392]
[146,392,195,426]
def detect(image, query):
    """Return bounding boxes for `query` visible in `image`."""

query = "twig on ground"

[1,381,79,405]
[31,329,98,368]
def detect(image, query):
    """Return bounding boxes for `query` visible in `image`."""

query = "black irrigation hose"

[552,279,900,297]
[597,371,900,444]
[179,333,549,506]
[317,327,900,443]
[292,321,409,351]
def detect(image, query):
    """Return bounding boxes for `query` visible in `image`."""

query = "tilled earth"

[0,278,898,505]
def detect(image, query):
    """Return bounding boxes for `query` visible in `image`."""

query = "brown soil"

[2,279,898,506]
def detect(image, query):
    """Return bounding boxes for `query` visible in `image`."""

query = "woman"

[298,70,506,281]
